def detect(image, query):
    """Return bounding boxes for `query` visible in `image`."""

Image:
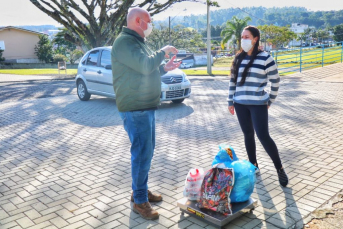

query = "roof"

[0,26,47,35]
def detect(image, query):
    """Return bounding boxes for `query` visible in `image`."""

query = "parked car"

[75,47,191,104]
[179,62,193,69]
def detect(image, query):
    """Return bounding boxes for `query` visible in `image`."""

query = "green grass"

[213,57,233,67]
[275,47,342,63]
[182,69,229,76]
[0,68,230,77]
[0,46,341,77]
[0,69,77,75]
[180,56,233,76]
[209,47,342,75]
[275,47,343,75]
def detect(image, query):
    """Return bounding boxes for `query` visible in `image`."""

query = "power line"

[223,2,270,24]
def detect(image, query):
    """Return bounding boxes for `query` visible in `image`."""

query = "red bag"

[198,165,234,215]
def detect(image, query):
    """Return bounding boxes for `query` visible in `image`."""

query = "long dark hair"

[231,26,262,85]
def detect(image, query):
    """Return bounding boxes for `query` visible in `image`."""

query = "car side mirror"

[105,65,112,70]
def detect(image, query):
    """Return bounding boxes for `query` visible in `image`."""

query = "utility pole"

[169,16,171,45]
[206,1,212,75]
[168,9,186,45]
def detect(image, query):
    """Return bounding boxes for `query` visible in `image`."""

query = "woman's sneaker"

[255,167,260,175]
[254,163,260,175]
[277,168,288,187]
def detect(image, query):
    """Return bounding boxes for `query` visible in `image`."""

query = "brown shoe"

[131,190,163,203]
[133,202,159,220]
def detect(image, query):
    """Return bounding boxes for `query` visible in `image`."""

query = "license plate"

[169,85,181,90]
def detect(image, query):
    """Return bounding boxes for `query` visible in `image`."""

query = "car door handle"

[97,70,102,74]
[83,68,87,72]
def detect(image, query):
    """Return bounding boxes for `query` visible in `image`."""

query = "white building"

[290,23,309,34]
[288,23,309,47]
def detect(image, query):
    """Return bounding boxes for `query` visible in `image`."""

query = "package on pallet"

[183,168,205,201]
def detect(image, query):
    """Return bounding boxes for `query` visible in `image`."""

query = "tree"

[146,24,205,53]
[220,16,252,50]
[30,0,206,51]
[0,49,5,62]
[53,28,77,55]
[333,24,343,43]
[315,29,330,43]
[53,53,68,63]
[258,25,297,61]
[297,33,307,46]
[35,35,54,63]
[201,25,222,41]
[154,7,343,31]
[68,49,84,64]
[258,25,297,49]
[305,28,315,43]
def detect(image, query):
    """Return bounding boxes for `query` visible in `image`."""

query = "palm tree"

[297,33,307,46]
[297,28,313,46]
[220,16,252,50]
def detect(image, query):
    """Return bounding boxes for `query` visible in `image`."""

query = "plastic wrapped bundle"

[183,168,205,201]
[212,144,238,166]
[212,144,256,203]
[229,160,256,202]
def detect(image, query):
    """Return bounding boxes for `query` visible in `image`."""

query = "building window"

[0,41,5,50]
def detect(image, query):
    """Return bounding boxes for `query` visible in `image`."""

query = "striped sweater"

[228,51,280,106]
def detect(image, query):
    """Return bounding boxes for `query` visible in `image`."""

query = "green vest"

[111,27,166,112]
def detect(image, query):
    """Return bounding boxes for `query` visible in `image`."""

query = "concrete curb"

[0,74,76,83]
[0,74,228,83]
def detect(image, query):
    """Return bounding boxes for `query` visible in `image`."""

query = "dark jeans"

[119,110,155,204]
[234,103,282,170]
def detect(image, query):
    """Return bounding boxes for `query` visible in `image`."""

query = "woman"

[228,26,288,187]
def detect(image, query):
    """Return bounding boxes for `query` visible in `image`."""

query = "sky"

[1,0,343,27]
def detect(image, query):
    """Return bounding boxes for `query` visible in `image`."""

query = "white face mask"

[241,39,254,52]
[140,19,153,37]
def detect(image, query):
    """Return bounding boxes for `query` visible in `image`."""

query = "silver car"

[75,47,191,104]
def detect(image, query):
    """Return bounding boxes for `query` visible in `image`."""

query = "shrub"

[35,35,54,63]
[68,49,84,64]
[0,49,5,62]
[53,54,68,63]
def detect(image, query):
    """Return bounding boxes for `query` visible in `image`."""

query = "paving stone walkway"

[0,63,343,229]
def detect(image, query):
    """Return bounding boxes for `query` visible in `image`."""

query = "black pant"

[234,103,282,170]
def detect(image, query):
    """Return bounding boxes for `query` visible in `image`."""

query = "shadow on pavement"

[62,98,194,127]
[0,80,75,102]
[0,74,341,228]
[255,176,304,228]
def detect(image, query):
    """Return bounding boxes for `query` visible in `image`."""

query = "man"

[111,7,181,220]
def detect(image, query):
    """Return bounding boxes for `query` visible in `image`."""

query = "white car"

[75,47,191,104]
[179,62,193,69]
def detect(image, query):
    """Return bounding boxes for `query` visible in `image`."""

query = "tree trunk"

[30,0,195,50]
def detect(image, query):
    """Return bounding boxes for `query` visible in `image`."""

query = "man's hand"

[164,55,181,72]
[228,106,235,115]
[161,45,178,58]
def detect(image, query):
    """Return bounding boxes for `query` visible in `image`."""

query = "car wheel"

[77,80,91,101]
[172,98,185,104]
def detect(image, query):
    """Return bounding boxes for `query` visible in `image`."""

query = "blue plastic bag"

[212,144,256,203]
[212,144,238,167]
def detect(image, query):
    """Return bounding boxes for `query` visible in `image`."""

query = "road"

[1,68,343,228]
[0,80,76,103]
